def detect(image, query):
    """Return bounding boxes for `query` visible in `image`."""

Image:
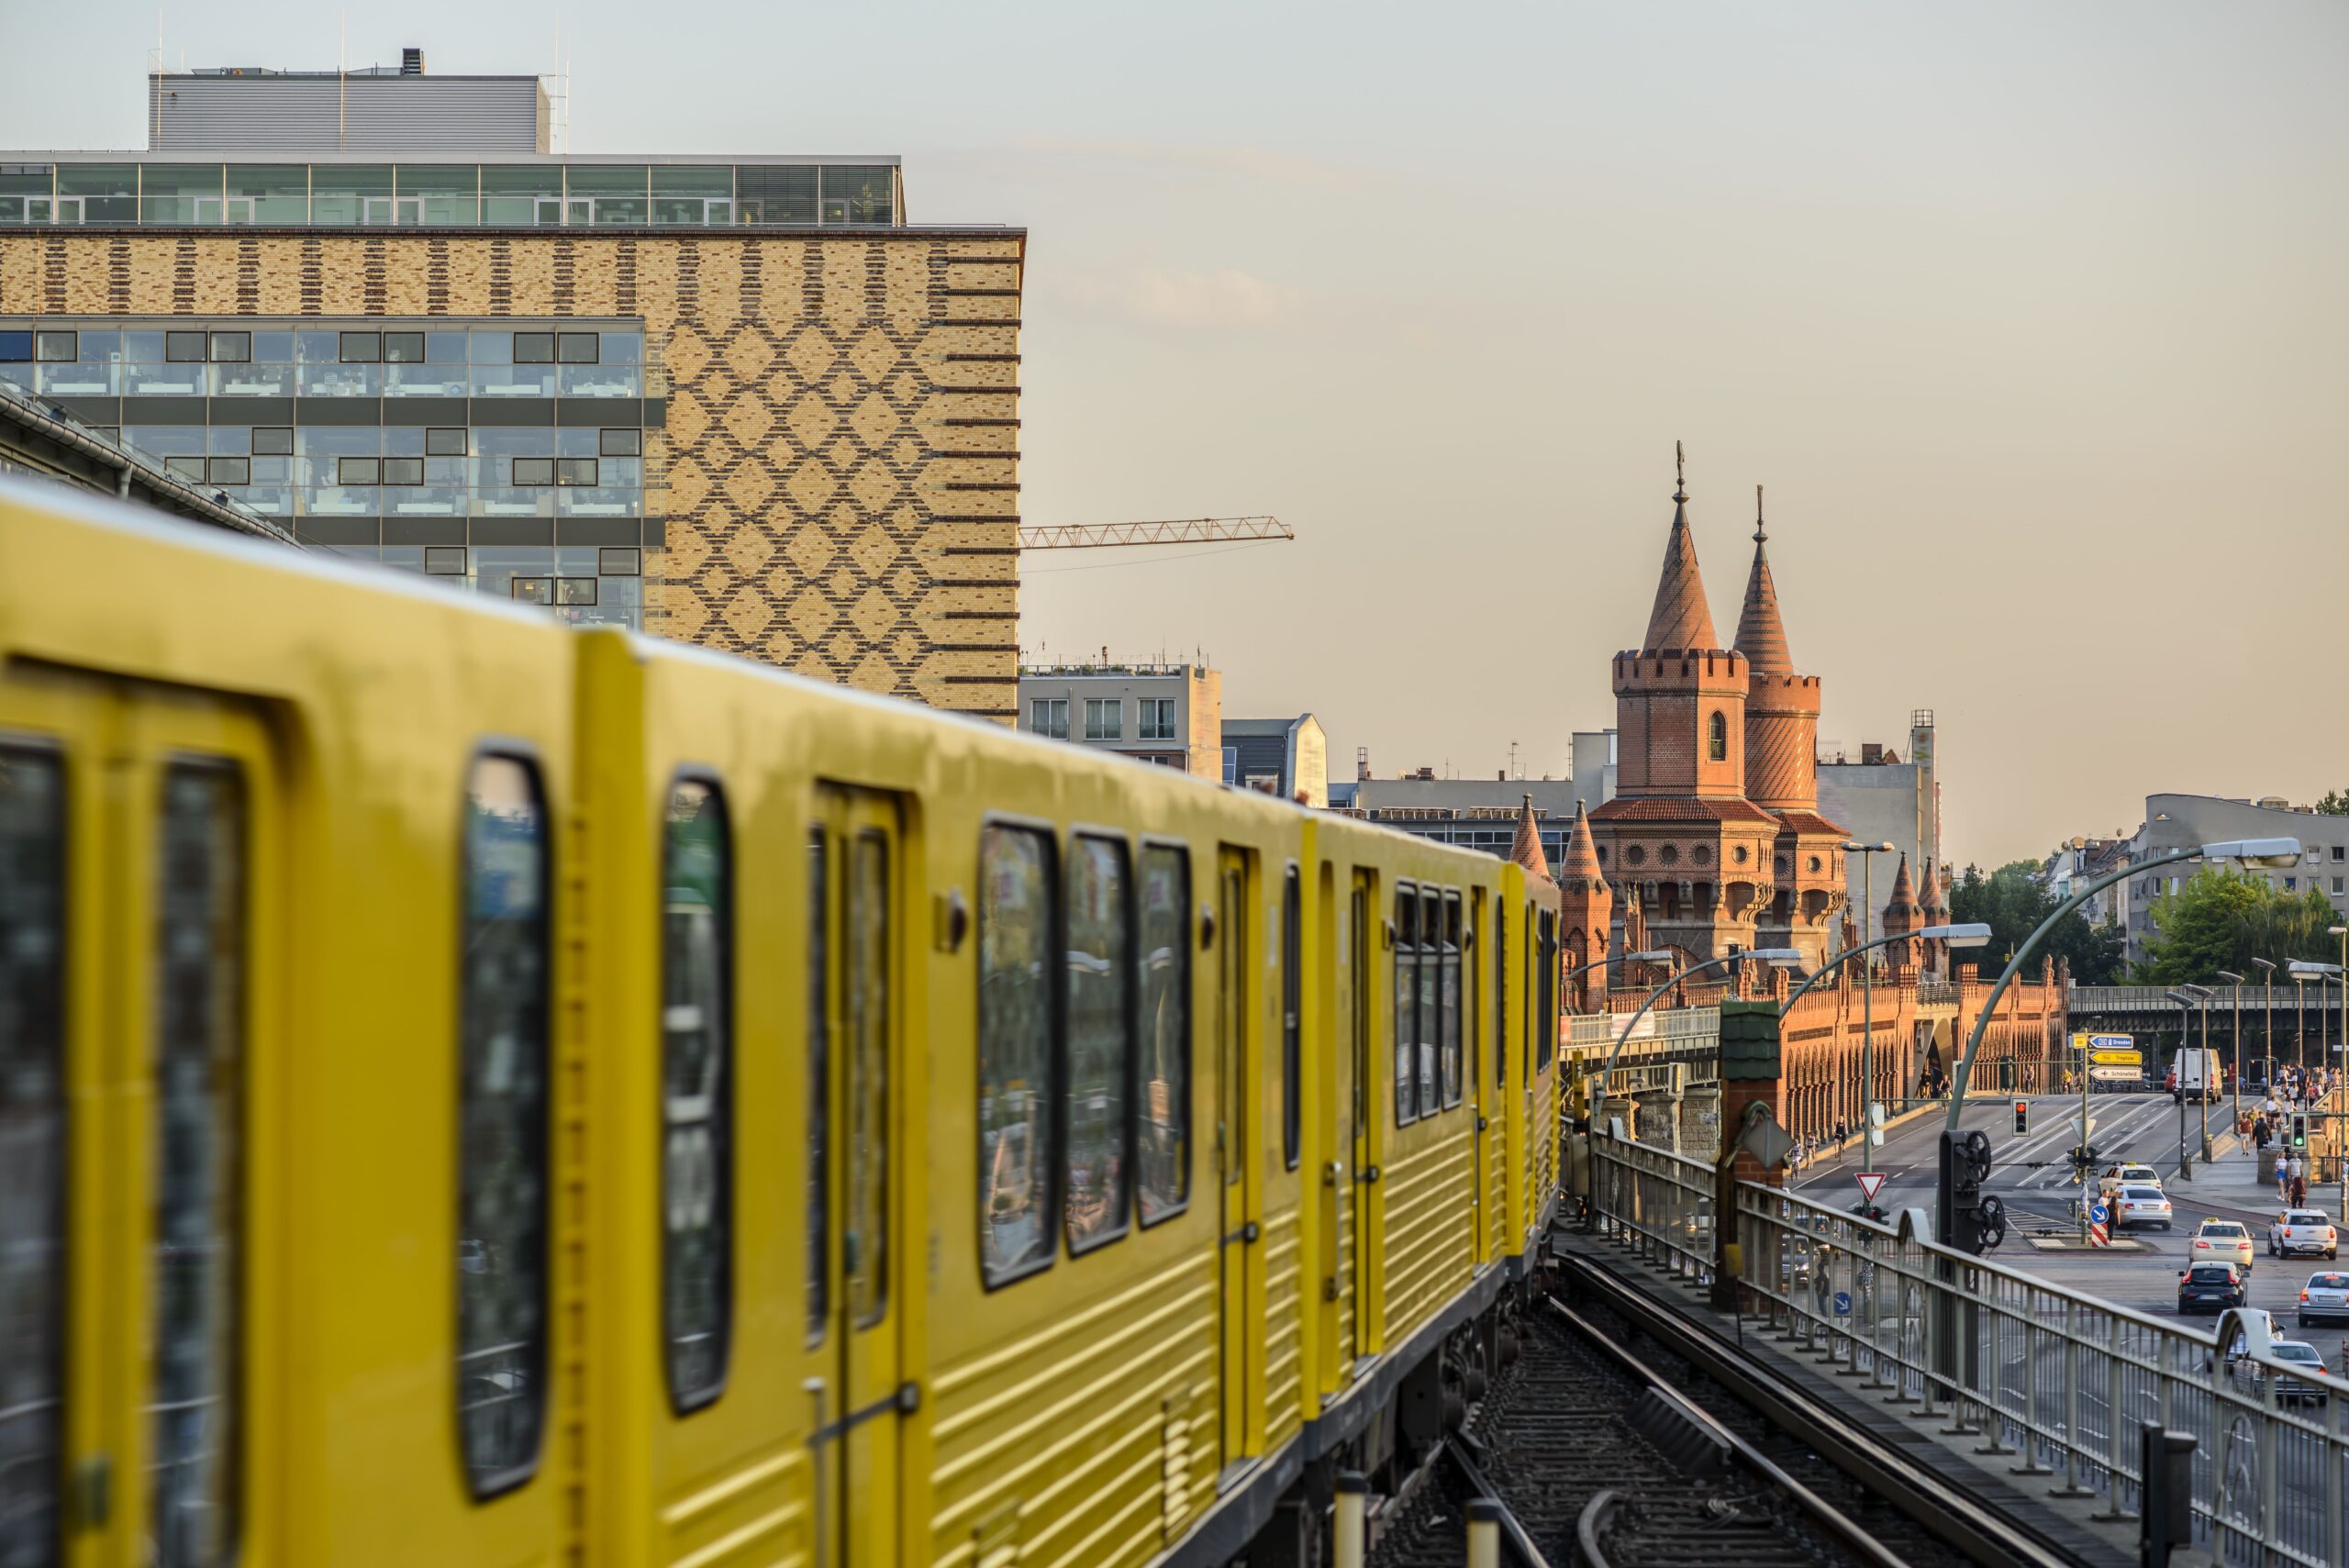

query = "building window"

[2333,876,2343,895]
[556,457,598,486]
[165,330,207,362]
[557,332,600,363]
[384,332,425,363]
[425,547,467,575]
[339,331,381,363]
[1138,698,1176,742]
[1708,710,1728,762]
[512,332,555,364]
[1029,699,1068,740]
[511,458,555,487]
[337,456,380,485]
[250,427,293,456]
[35,331,74,361]
[1084,698,1122,741]
[599,428,640,457]
[2286,877,2298,891]
[427,428,468,457]
[382,458,423,486]
[208,332,250,363]
[207,457,249,486]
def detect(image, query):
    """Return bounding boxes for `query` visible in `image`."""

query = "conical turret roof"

[1919,859,1946,917]
[1733,485,1793,674]
[1560,798,1604,881]
[1508,795,1551,880]
[1883,853,1920,919]
[1641,443,1720,653]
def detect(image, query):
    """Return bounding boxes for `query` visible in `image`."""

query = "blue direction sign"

[2088,1203,2110,1227]
[1833,1291,1852,1317]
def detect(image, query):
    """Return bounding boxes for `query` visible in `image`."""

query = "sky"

[7,1,2346,869]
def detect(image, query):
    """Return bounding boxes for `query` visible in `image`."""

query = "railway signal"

[1938,1128,2002,1253]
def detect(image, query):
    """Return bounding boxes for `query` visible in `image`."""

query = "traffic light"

[2013,1100,2029,1136]
[2292,1114,2309,1149]
[1938,1129,2001,1254]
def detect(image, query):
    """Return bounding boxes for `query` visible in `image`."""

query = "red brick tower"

[1556,798,1613,1010]
[1732,485,1846,968]
[1917,859,1948,975]
[1880,853,1924,973]
[1590,446,1783,963]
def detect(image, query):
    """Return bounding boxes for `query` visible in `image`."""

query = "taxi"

[2190,1218,2255,1274]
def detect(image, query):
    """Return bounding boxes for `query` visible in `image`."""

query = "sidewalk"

[2161,1118,2342,1220]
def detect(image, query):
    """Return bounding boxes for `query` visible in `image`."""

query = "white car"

[2244,1340,2333,1408]
[2269,1209,2340,1261]
[2298,1271,2349,1328]
[2099,1163,2163,1196]
[2114,1185,2173,1231]
[2191,1219,2255,1274]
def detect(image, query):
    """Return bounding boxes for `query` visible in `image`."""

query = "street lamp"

[2165,989,2200,1180]
[2181,982,2215,1164]
[2332,927,2346,1210]
[1596,948,1806,1122]
[1781,920,1992,1130]
[1840,840,1899,1147]
[2252,956,2277,1088]
[1939,839,2300,1240]
[2215,970,2245,1149]
[1560,949,1674,1015]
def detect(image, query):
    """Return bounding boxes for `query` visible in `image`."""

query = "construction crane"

[1016,516,1294,550]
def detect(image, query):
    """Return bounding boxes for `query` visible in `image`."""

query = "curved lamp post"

[1841,840,1899,1147]
[1595,948,1805,1124]
[1778,921,1992,1140]
[2216,970,2245,1148]
[2252,956,2277,1088]
[1943,838,2302,1133]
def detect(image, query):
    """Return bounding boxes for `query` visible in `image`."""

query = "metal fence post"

[2052,1296,2092,1498]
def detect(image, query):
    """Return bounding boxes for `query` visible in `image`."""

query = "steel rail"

[1545,1295,1913,1568]
[1553,1257,2087,1568]
[1439,1437,1554,1568]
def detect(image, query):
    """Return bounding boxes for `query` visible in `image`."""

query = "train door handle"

[1325,1161,1343,1186]
[1357,1164,1381,1184]
[1243,1220,1261,1244]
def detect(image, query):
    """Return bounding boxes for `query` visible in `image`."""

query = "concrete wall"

[0,227,1024,720]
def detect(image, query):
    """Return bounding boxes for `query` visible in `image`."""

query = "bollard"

[1465,1498,1502,1568]
[2138,1422,2195,1568]
[1333,1471,1368,1568]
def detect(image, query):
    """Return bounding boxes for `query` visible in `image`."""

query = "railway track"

[1367,1290,1964,1568]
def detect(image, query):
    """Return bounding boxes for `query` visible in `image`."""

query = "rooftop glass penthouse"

[0,157,903,228]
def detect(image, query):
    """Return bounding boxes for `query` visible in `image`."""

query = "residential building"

[0,49,1023,719]
[1017,659,1222,777]
[1338,777,1588,866]
[1222,715,1328,806]
[1817,712,1943,927]
[2039,835,2133,929]
[1585,456,1848,968]
[2121,795,2349,964]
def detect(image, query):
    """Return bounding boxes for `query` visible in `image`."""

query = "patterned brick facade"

[0,228,1024,718]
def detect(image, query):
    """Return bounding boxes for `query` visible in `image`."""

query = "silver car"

[2300,1270,2349,1328]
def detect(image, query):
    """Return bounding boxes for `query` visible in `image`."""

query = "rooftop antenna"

[1508,739,1519,779]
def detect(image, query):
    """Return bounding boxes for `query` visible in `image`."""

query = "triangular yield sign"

[1855,1172,1887,1204]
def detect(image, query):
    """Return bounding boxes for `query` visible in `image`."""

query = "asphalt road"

[1789,1092,2349,1344]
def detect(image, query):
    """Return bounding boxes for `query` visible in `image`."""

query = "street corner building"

[0,50,1025,720]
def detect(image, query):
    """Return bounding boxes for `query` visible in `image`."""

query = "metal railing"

[1587,1129,2349,1567]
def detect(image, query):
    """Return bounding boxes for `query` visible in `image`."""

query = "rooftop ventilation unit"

[401,48,425,75]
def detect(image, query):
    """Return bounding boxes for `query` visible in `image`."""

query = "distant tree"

[1946,859,2125,985]
[2132,867,2339,986]
[2314,786,2349,817]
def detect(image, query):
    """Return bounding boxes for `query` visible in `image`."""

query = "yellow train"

[0,479,1564,1568]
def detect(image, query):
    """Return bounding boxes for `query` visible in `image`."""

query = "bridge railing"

[1586,1130,2349,1567]
[2071,985,2344,1016]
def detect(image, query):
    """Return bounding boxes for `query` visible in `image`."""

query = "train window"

[1440,891,1463,1108]
[456,756,551,1497]
[806,832,828,1336]
[150,762,246,1567]
[1418,889,1441,1118]
[846,831,889,1327]
[1393,886,1417,1127]
[1537,911,1557,1071]
[978,824,1054,1283]
[1282,867,1301,1169]
[1137,845,1190,1224]
[1064,835,1131,1252]
[1493,903,1508,1087]
[0,748,65,1563]
[661,777,731,1411]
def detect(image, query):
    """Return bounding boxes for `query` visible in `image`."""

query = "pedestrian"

[2277,1150,2290,1199]
[2293,1174,2308,1208]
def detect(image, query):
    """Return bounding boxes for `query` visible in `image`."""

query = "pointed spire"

[1734,483,1793,674]
[1919,858,1945,916]
[1642,441,1720,652]
[1883,853,1920,920]
[1560,797,1604,881]
[1508,795,1552,880]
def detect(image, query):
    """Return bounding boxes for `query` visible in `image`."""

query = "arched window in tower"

[1707,710,1728,762]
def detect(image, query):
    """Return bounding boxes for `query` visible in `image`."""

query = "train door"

[0,674,281,1568]
[809,787,904,1567]
[1454,891,1489,1264]
[1215,846,1255,1473]
[1347,870,1379,1362]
